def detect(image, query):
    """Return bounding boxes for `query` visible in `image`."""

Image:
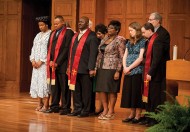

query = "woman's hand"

[36,61,43,68]
[31,61,37,68]
[123,67,131,75]
[89,70,95,77]
[114,71,120,80]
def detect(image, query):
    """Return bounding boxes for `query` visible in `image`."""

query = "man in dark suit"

[140,22,169,127]
[45,15,74,114]
[148,12,170,103]
[67,16,99,117]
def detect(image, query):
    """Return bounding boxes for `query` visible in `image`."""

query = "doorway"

[20,0,51,92]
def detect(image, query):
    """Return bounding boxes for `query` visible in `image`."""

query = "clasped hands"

[123,67,131,75]
[32,60,43,69]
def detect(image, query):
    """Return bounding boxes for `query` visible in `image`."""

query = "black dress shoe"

[139,119,149,125]
[131,118,142,124]
[43,108,59,113]
[146,121,156,127]
[146,120,158,127]
[67,112,80,116]
[77,113,89,118]
[122,117,134,123]
[60,110,71,115]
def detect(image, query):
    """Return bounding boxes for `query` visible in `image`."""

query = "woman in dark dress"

[94,24,108,115]
[95,20,125,120]
[120,22,145,123]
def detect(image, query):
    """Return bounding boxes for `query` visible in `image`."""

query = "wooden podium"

[166,59,190,105]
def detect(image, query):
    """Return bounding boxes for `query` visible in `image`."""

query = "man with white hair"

[148,12,170,103]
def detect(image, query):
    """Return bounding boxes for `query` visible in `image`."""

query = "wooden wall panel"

[95,0,105,24]
[126,0,144,16]
[0,19,4,80]
[0,0,21,90]
[107,0,123,16]
[146,0,165,14]
[168,0,190,60]
[79,0,96,30]
[168,20,185,59]
[7,1,19,15]
[52,0,77,31]
[105,0,125,36]
[184,19,190,61]
[169,0,189,14]
[124,0,145,38]
[5,19,18,81]
[0,1,4,15]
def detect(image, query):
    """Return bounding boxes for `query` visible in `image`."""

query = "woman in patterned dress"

[95,20,125,120]
[29,16,51,111]
[120,22,146,123]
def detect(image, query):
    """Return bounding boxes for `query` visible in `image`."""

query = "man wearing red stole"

[45,15,74,114]
[67,16,99,117]
[140,23,168,126]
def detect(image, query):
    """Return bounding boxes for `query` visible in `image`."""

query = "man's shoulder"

[66,28,74,33]
[157,26,169,34]
[89,30,96,36]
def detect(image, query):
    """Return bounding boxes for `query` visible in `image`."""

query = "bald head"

[81,16,89,24]
[78,16,89,31]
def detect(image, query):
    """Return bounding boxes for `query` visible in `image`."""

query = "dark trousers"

[90,91,96,113]
[50,72,71,111]
[145,81,163,112]
[73,74,93,114]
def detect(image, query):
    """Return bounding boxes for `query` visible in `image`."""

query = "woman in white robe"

[29,16,51,111]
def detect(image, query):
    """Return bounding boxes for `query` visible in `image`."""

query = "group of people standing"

[29,12,170,127]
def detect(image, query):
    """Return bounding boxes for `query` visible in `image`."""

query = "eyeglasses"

[148,18,156,21]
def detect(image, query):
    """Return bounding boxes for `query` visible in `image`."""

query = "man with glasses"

[148,12,170,103]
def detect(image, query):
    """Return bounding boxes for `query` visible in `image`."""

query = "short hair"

[95,24,107,34]
[55,15,64,21]
[108,20,121,34]
[81,16,89,24]
[142,22,154,32]
[35,16,51,28]
[150,12,162,24]
[128,22,142,43]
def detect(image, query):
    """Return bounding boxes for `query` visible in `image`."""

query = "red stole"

[68,29,91,90]
[142,33,158,103]
[47,27,67,85]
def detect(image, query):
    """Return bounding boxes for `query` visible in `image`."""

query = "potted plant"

[145,96,190,132]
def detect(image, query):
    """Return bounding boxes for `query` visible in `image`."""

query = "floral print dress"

[29,30,51,98]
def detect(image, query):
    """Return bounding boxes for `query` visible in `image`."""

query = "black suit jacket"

[48,27,74,73]
[71,31,99,74]
[156,26,170,61]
